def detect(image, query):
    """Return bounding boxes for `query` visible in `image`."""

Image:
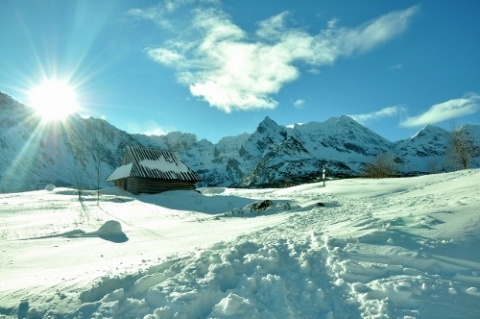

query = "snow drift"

[0,170,479,318]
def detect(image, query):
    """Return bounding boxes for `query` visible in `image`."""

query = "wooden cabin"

[106,146,202,194]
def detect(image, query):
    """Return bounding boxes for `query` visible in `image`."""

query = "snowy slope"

[393,125,453,174]
[241,135,319,187]
[463,124,480,168]
[0,92,141,192]
[288,116,393,175]
[393,124,480,174]
[1,169,479,318]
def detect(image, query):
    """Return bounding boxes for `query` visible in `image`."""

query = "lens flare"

[28,79,79,121]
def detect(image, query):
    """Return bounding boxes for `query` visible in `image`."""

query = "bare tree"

[73,160,84,201]
[364,152,398,178]
[69,141,85,201]
[447,123,475,170]
[91,137,104,205]
[426,157,440,174]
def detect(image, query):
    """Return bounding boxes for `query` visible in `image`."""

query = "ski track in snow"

[1,170,480,318]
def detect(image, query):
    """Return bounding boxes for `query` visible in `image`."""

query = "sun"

[28,79,79,121]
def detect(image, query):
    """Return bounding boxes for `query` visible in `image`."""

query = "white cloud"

[350,106,407,124]
[164,0,196,12]
[327,18,339,29]
[293,99,305,108]
[334,6,419,54]
[286,122,304,129]
[387,63,403,70]
[144,127,168,136]
[401,94,480,127]
[126,0,197,28]
[256,11,291,40]
[135,4,419,112]
[80,114,107,121]
[147,48,184,66]
[126,6,172,29]
[127,120,170,136]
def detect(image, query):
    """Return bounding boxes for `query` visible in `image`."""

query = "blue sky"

[1,0,479,143]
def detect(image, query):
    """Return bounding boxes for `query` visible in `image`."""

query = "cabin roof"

[106,146,202,182]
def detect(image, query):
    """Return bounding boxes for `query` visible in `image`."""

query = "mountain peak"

[256,116,283,134]
[259,115,277,125]
[0,91,28,113]
[327,115,359,126]
[0,91,16,103]
[411,125,449,139]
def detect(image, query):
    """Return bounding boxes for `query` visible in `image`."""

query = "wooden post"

[322,165,326,187]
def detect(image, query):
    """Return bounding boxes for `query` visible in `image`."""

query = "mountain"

[393,125,452,173]
[0,91,479,192]
[393,124,480,173]
[0,92,141,193]
[288,116,393,174]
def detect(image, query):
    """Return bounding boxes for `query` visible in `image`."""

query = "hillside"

[0,169,479,318]
[1,91,479,192]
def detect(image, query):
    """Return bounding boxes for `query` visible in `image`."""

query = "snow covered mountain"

[393,124,480,174]
[0,92,142,193]
[0,91,479,192]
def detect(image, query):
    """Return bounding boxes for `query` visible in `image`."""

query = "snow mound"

[22,220,129,243]
[44,183,55,191]
[200,187,227,195]
[95,220,128,243]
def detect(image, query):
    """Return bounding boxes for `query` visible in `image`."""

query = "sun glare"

[28,80,79,121]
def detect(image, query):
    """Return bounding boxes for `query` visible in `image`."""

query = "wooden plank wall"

[126,177,195,194]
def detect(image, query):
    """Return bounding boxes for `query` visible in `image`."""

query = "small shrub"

[251,200,272,212]
[364,152,398,178]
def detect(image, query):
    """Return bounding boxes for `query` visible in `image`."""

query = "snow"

[3,90,479,191]
[140,158,189,173]
[1,170,480,318]
[105,163,132,181]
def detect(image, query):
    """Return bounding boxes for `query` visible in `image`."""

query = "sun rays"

[0,102,84,192]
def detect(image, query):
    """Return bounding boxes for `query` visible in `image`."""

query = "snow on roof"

[105,163,132,182]
[107,147,202,182]
[139,159,189,174]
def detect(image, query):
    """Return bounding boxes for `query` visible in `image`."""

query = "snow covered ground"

[1,170,480,319]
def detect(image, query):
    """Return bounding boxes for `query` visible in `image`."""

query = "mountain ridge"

[1,91,479,192]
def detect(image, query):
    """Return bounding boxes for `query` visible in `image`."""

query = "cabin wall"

[114,179,127,190]
[124,177,196,194]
